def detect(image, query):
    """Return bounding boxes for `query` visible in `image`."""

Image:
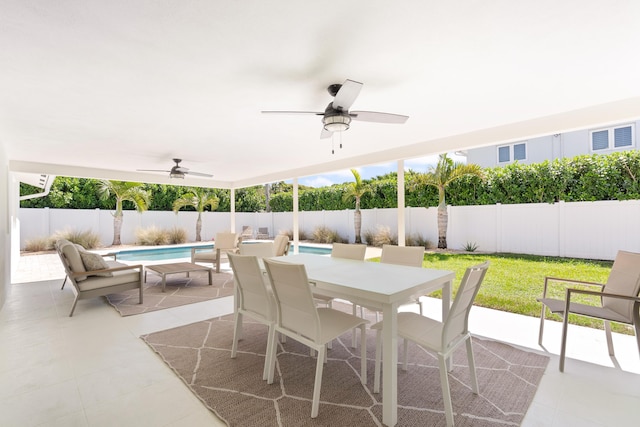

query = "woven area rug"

[142,313,549,426]
[106,270,234,316]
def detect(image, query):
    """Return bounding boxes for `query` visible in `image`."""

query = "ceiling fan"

[262,79,409,140]
[137,158,213,179]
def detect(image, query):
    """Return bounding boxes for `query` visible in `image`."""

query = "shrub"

[463,241,479,252]
[312,226,346,243]
[166,227,188,244]
[369,225,397,247]
[51,229,101,249]
[24,236,55,252]
[282,229,309,241]
[405,233,432,249]
[135,226,169,246]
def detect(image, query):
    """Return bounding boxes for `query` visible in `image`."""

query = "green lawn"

[377,252,633,335]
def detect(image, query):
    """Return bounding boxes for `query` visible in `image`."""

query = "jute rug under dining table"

[106,268,234,316]
[142,311,549,426]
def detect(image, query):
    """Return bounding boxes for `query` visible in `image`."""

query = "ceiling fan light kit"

[323,114,351,132]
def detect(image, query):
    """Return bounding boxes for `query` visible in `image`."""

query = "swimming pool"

[114,243,331,261]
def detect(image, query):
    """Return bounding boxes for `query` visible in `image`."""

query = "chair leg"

[359,324,367,384]
[69,296,79,317]
[604,320,615,356]
[311,345,326,418]
[139,284,143,304]
[465,337,479,394]
[538,305,546,346]
[351,304,358,348]
[560,314,569,372]
[263,324,275,381]
[231,312,242,358]
[438,354,455,427]
[418,299,424,316]
[61,276,67,290]
[267,328,279,384]
[374,328,382,393]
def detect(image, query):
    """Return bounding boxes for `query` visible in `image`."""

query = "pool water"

[115,243,330,261]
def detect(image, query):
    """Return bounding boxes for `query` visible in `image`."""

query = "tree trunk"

[196,214,202,242]
[112,213,123,246]
[354,208,362,243]
[437,202,448,249]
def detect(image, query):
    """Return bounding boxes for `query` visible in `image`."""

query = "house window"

[590,124,634,152]
[497,142,527,163]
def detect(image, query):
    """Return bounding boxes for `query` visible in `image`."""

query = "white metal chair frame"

[228,253,275,380]
[372,261,489,427]
[263,258,369,418]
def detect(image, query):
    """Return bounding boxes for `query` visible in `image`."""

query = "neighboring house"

[465,120,638,168]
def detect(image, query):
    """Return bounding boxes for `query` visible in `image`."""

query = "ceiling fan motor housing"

[323,102,351,131]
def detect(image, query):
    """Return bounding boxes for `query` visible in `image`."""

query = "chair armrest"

[566,288,640,303]
[541,276,605,298]
[70,263,143,278]
[102,252,118,260]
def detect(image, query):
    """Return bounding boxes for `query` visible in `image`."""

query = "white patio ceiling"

[2,1,640,189]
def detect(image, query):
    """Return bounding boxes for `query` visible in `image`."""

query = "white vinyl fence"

[19,200,640,261]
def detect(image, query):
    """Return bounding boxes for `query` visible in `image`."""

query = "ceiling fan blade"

[320,128,333,139]
[349,110,409,124]
[175,166,190,172]
[261,110,323,115]
[137,169,170,173]
[333,79,363,111]
[186,171,213,178]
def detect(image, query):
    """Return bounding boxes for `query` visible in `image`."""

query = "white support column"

[293,178,299,254]
[230,188,236,232]
[397,160,405,247]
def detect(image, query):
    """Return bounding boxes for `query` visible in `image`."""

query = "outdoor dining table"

[269,253,455,427]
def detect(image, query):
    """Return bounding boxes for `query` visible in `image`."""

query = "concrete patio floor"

[1,252,639,426]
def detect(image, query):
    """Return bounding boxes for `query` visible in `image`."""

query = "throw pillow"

[79,251,113,277]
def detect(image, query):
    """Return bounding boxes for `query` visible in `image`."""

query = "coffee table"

[144,262,213,292]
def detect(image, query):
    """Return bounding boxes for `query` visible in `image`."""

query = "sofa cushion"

[76,268,141,291]
[60,241,88,281]
[79,251,113,277]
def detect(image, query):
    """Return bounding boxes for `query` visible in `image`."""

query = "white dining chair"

[263,258,369,418]
[331,242,367,260]
[372,261,490,427]
[239,241,276,257]
[228,253,275,380]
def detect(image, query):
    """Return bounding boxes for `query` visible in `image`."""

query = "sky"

[293,152,467,187]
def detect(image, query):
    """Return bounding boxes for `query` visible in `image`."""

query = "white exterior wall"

[18,200,640,261]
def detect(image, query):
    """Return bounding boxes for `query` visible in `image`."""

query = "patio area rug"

[106,270,234,316]
[141,313,550,426]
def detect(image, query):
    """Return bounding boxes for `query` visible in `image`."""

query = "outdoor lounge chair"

[240,226,254,241]
[55,239,143,317]
[372,261,490,427]
[191,232,239,273]
[537,250,640,371]
[256,227,270,239]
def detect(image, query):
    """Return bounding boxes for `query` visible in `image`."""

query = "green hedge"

[20,151,640,211]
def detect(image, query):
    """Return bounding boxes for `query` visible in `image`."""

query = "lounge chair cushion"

[79,250,113,278]
[76,268,142,291]
[60,241,88,281]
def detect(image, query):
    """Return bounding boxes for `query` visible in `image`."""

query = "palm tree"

[98,180,151,246]
[173,187,220,241]
[342,169,371,244]
[413,154,484,249]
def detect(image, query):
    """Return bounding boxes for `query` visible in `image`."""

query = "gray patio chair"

[256,227,270,239]
[537,250,640,371]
